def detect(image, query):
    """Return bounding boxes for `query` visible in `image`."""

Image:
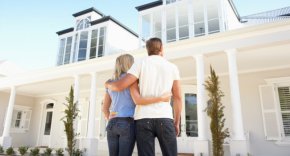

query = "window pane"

[100,27,106,36]
[153,11,162,39]
[185,93,198,137]
[278,87,290,111]
[78,31,88,61]
[44,112,53,135]
[46,103,54,109]
[57,39,66,65]
[99,36,104,45]
[78,49,87,61]
[91,29,98,38]
[282,113,290,136]
[72,34,78,62]
[208,19,220,34]
[98,46,104,57]
[142,14,151,40]
[90,47,96,59]
[64,37,72,64]
[194,23,205,37]
[167,28,176,42]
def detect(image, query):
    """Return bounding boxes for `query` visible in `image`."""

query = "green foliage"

[30,147,40,156]
[61,86,79,156]
[0,145,4,154]
[18,146,29,156]
[73,149,83,156]
[6,147,15,155]
[55,148,64,156]
[43,148,53,156]
[204,66,230,156]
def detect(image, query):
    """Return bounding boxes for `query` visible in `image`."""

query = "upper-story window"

[57,36,73,65]
[76,18,91,31]
[90,27,106,59]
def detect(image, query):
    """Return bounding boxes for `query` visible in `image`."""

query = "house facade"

[1,1,290,156]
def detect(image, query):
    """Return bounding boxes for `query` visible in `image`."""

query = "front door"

[39,103,54,147]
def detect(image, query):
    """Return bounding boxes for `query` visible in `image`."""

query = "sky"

[0,0,290,71]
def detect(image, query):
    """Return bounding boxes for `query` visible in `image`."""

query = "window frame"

[10,105,32,133]
[260,77,290,143]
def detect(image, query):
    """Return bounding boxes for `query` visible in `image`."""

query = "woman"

[102,54,170,156]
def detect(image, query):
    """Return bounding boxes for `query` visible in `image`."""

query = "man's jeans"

[136,118,177,156]
[106,117,135,156]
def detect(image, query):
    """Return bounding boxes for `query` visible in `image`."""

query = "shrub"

[18,146,29,156]
[0,145,4,154]
[204,66,229,156]
[30,147,40,156]
[43,148,53,156]
[62,86,79,156]
[55,148,64,156]
[73,148,83,156]
[6,147,15,155]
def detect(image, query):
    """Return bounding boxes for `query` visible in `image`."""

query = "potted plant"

[43,148,52,156]
[55,148,64,156]
[0,145,4,155]
[30,147,40,156]
[18,146,29,156]
[6,147,14,156]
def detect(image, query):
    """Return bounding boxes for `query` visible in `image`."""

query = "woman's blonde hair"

[113,54,134,80]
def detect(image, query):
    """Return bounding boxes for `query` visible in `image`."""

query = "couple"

[103,38,182,156]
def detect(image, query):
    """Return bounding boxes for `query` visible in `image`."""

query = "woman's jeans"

[106,117,135,156]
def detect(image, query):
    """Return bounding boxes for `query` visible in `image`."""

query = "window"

[57,38,66,65]
[76,18,91,31]
[178,5,189,40]
[185,93,198,137]
[166,9,176,43]
[78,31,89,61]
[193,0,205,37]
[259,80,290,141]
[64,37,73,64]
[90,27,106,59]
[278,87,290,137]
[44,103,54,135]
[10,105,32,133]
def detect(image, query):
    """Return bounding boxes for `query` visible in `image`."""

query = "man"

[106,38,182,156]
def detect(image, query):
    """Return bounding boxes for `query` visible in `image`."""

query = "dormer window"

[76,18,91,31]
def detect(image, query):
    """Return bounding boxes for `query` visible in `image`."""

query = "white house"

[1,1,290,156]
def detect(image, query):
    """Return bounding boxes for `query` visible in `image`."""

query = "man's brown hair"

[146,38,162,56]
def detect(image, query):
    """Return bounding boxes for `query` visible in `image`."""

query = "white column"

[2,86,16,137]
[225,49,245,140]
[138,14,143,47]
[87,72,97,138]
[0,86,16,148]
[195,55,207,140]
[194,55,209,156]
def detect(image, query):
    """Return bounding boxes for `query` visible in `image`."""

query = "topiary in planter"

[55,148,64,156]
[0,145,4,154]
[30,147,40,156]
[6,147,15,156]
[18,146,29,156]
[43,148,52,156]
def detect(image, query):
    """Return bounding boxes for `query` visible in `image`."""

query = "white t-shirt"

[128,55,180,120]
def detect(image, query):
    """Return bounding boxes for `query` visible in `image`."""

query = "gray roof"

[241,6,290,23]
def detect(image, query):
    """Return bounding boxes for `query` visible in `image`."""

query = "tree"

[204,66,229,156]
[62,86,79,156]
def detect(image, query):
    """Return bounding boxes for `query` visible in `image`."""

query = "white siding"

[105,20,139,55]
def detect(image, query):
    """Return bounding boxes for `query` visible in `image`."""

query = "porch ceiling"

[13,70,113,97]
[172,40,290,84]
